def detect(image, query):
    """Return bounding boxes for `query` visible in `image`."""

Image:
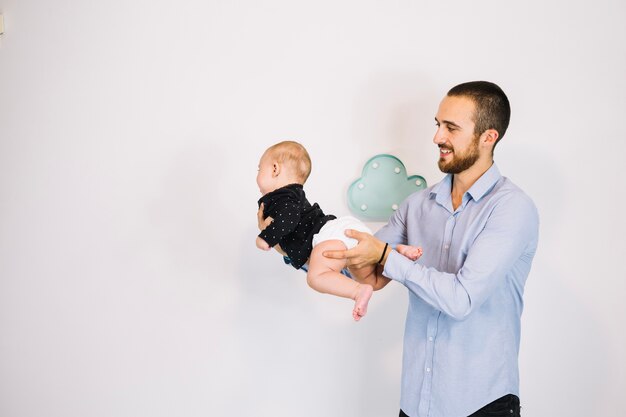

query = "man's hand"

[257,203,273,231]
[322,229,389,269]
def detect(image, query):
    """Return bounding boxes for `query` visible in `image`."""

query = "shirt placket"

[443,213,457,271]
[418,211,457,417]
[418,311,440,417]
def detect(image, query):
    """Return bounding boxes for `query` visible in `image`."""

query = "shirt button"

[444,244,449,250]
[426,368,431,373]
[428,337,434,342]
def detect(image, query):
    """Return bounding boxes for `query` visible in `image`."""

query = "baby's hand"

[256,236,271,251]
[396,244,423,261]
[257,203,274,231]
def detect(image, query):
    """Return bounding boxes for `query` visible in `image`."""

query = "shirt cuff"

[382,249,422,284]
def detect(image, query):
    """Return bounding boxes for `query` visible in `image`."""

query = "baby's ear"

[272,162,281,177]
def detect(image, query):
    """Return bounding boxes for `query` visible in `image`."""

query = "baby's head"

[257,141,311,195]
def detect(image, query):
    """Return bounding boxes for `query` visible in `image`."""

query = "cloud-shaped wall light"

[347,154,427,221]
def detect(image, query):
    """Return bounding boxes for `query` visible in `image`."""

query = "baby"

[256,141,422,321]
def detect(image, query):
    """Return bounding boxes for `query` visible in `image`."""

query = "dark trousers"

[399,394,521,417]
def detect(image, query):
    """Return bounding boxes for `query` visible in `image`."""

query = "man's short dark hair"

[447,81,511,151]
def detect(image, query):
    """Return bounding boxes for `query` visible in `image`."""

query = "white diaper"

[312,216,372,249]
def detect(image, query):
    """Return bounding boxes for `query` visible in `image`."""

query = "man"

[324,81,539,417]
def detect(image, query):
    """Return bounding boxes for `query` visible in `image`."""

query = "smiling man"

[324,81,539,417]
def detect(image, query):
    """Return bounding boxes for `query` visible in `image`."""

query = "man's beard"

[438,135,480,174]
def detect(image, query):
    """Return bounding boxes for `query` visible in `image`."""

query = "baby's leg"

[396,244,423,261]
[307,240,373,321]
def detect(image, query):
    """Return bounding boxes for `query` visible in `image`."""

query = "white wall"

[1,1,624,416]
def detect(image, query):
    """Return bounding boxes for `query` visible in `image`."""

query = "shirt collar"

[430,163,502,206]
[466,163,501,203]
[430,174,452,207]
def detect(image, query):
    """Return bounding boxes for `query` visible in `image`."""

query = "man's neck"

[451,158,493,210]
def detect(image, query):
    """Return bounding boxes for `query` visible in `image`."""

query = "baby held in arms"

[255,141,422,321]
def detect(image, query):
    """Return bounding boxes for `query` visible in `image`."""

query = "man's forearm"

[349,264,391,291]
[371,264,392,290]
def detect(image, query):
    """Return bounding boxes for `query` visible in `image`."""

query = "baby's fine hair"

[265,141,312,183]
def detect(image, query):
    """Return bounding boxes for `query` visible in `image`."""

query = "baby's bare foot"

[352,284,374,321]
[397,244,423,261]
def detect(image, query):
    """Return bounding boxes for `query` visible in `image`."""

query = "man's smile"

[439,146,453,157]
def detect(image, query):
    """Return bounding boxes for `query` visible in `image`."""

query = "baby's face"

[256,153,276,195]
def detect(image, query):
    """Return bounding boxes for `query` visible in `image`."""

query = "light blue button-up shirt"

[376,164,539,417]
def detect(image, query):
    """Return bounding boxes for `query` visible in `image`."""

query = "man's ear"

[481,129,499,147]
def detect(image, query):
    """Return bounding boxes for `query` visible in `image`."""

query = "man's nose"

[433,128,446,145]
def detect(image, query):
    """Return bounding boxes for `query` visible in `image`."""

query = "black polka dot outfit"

[258,183,336,270]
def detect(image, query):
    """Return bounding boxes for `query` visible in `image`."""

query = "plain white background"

[1,1,624,416]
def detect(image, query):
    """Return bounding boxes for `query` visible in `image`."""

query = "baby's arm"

[256,201,300,256]
[258,202,301,246]
[396,244,423,261]
[255,235,287,255]
[256,204,273,251]
[256,236,271,251]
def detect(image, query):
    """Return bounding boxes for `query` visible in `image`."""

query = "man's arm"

[325,230,407,291]
[349,264,390,291]
[325,195,539,320]
[323,204,413,289]
[388,195,538,319]
[322,199,411,269]
[323,229,391,269]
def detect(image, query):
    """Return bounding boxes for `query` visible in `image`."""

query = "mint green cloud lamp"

[347,154,427,221]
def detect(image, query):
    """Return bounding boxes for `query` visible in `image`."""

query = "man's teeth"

[441,149,452,154]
